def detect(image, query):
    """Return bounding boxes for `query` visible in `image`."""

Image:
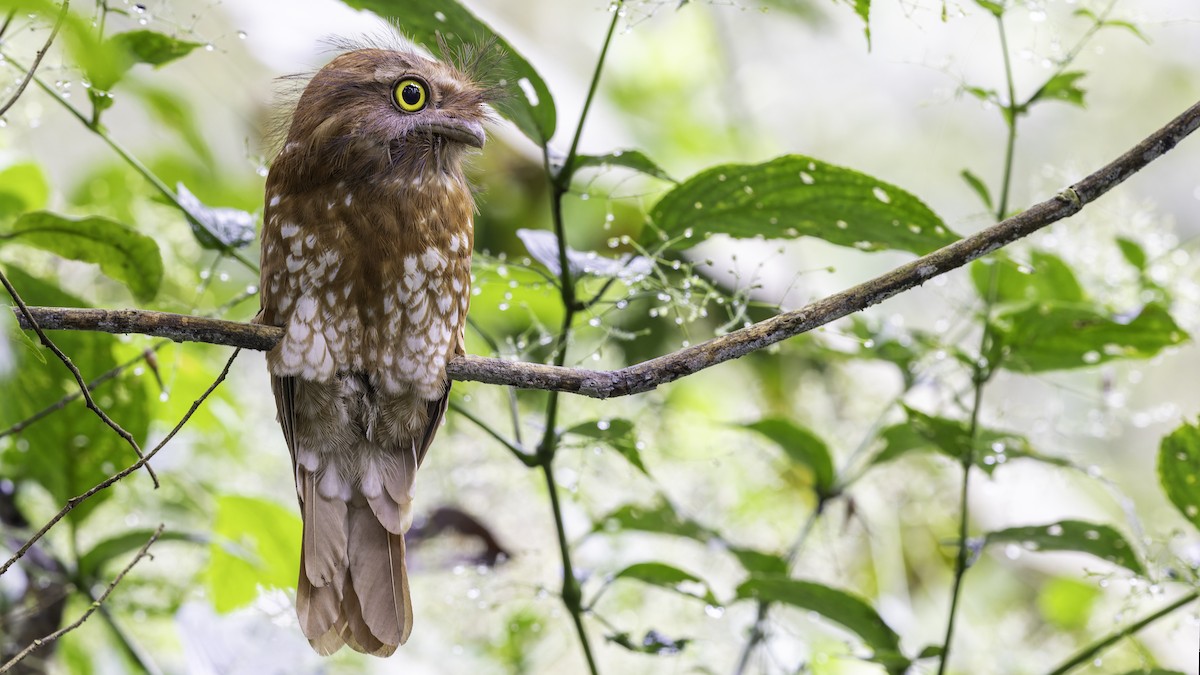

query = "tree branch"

[0,524,162,674]
[8,99,1200,399]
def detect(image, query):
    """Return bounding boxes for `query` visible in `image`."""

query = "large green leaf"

[649,155,954,254]
[742,418,836,497]
[1158,421,1200,532]
[342,0,556,144]
[3,211,163,301]
[0,266,153,524]
[613,562,719,605]
[736,576,907,672]
[205,495,302,613]
[984,520,1145,576]
[0,163,50,220]
[993,302,1187,373]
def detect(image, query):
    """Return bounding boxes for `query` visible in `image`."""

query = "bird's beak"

[421,118,486,149]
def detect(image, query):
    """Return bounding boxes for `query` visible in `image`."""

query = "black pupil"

[401,83,422,107]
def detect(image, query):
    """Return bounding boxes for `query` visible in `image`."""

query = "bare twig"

[0,0,68,118]
[0,269,158,486]
[0,350,239,577]
[0,524,162,674]
[10,97,1200,400]
[1045,590,1199,675]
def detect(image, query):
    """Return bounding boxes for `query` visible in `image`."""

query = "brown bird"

[259,44,494,656]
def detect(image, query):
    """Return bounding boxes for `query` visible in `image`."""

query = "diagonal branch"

[0,524,162,674]
[8,99,1200,399]
[0,0,68,118]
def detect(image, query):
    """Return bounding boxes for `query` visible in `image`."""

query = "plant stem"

[541,457,599,674]
[1044,591,1199,675]
[995,15,1018,221]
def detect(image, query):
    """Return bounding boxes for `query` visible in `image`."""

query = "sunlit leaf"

[342,0,556,144]
[1158,421,1200,532]
[593,498,714,542]
[985,521,1145,576]
[1037,577,1100,630]
[0,163,50,220]
[993,302,1187,373]
[736,576,907,672]
[572,150,676,183]
[649,155,954,255]
[4,211,164,301]
[971,251,1084,305]
[205,494,302,613]
[108,30,202,69]
[613,562,719,605]
[742,418,836,496]
[564,419,648,475]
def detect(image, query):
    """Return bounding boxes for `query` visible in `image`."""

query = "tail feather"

[346,503,413,647]
[340,572,395,656]
[296,546,341,644]
[302,468,348,591]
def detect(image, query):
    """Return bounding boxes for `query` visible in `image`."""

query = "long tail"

[295,465,413,656]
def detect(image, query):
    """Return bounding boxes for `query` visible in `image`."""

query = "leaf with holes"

[4,212,163,301]
[342,0,555,144]
[614,562,719,605]
[742,418,836,497]
[1159,421,1200,533]
[736,576,907,673]
[984,521,1145,576]
[564,419,648,475]
[649,155,954,255]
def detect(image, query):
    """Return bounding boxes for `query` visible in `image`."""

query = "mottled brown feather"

[260,45,490,656]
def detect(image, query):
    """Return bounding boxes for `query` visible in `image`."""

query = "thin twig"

[1044,591,1199,675]
[0,350,239,577]
[448,400,535,465]
[12,96,1200,399]
[0,268,158,487]
[0,0,68,118]
[0,524,163,673]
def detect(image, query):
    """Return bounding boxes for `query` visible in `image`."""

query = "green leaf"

[1074,9,1150,44]
[78,529,206,580]
[971,251,1084,305]
[959,169,993,211]
[1116,237,1147,271]
[985,520,1145,576]
[341,0,556,144]
[993,302,1187,373]
[613,562,719,605]
[872,407,1072,475]
[204,495,302,613]
[108,30,202,69]
[973,0,1005,17]
[565,419,649,475]
[742,418,836,496]
[593,498,714,542]
[649,155,954,255]
[1037,577,1100,630]
[847,0,871,47]
[606,630,691,655]
[3,211,164,301]
[572,150,675,183]
[727,547,788,576]
[1029,71,1087,109]
[1158,421,1200,532]
[0,163,50,220]
[736,576,906,671]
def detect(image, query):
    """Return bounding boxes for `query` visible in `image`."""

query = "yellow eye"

[393,78,428,112]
